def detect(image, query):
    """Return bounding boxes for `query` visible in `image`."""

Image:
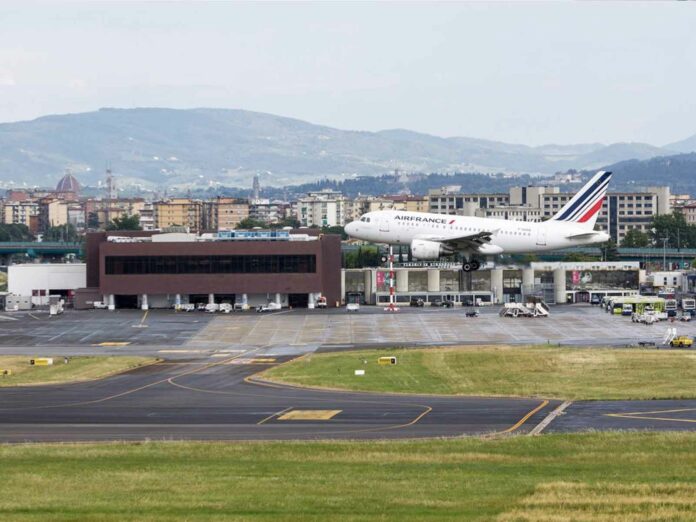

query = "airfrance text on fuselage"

[394,215,452,224]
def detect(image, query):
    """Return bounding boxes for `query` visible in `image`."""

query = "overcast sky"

[1,1,695,146]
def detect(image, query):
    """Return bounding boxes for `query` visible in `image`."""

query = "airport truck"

[665,299,678,317]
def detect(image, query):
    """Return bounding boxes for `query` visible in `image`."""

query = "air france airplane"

[344,170,612,271]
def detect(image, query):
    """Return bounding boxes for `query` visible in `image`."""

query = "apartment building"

[153,198,203,232]
[428,188,510,216]
[682,203,696,225]
[38,197,69,232]
[203,197,250,231]
[296,190,347,227]
[84,198,147,230]
[3,200,39,229]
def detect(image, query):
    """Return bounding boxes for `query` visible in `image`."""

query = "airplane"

[344,170,612,271]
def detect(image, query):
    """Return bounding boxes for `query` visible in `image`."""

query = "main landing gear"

[462,260,481,272]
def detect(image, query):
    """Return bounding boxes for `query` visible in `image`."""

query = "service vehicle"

[621,303,633,316]
[316,296,327,309]
[410,298,425,307]
[346,303,360,312]
[665,299,678,317]
[670,336,694,348]
[256,302,281,313]
[465,308,480,317]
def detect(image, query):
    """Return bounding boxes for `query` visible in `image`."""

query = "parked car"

[465,308,479,317]
[590,295,601,305]
[346,303,360,312]
[431,299,454,308]
[410,298,425,307]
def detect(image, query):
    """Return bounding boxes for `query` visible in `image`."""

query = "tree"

[601,239,620,261]
[321,225,347,239]
[621,228,650,248]
[344,245,382,268]
[106,214,142,231]
[277,217,301,228]
[87,212,100,230]
[650,212,696,249]
[0,224,35,242]
[237,217,268,229]
[43,223,79,242]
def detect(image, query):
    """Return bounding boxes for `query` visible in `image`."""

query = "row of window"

[105,255,317,275]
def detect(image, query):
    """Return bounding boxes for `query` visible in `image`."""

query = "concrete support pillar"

[396,269,409,293]
[363,269,373,304]
[490,268,504,304]
[241,293,248,305]
[107,294,115,311]
[340,270,346,304]
[141,294,149,311]
[522,268,535,296]
[175,294,182,306]
[308,293,316,309]
[208,293,215,305]
[274,293,281,305]
[554,268,567,305]
[427,269,440,293]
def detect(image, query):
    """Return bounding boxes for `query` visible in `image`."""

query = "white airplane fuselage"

[344,210,610,255]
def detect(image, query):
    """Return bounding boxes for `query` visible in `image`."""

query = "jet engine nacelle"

[410,239,453,260]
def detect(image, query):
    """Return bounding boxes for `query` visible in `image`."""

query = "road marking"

[278,409,342,420]
[257,406,293,425]
[528,401,572,435]
[500,399,550,434]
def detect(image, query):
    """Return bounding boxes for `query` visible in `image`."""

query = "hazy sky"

[1,1,695,146]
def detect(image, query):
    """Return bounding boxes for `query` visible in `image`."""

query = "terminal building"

[76,230,341,310]
[343,261,643,306]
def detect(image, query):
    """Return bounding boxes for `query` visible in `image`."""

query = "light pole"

[661,236,668,271]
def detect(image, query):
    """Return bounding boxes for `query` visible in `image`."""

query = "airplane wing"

[417,230,496,250]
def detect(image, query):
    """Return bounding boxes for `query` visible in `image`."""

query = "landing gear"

[462,260,481,272]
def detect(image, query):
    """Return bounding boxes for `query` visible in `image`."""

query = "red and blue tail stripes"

[552,171,612,224]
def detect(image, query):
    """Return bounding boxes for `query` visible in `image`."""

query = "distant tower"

[252,173,261,200]
[105,168,117,199]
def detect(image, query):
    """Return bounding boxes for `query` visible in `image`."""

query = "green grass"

[262,346,696,400]
[0,356,157,387]
[0,433,694,520]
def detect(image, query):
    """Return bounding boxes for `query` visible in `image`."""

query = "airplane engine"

[410,239,453,260]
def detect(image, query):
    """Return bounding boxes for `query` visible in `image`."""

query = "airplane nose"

[345,221,357,237]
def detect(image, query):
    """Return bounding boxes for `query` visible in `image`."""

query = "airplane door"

[536,226,547,246]
[379,218,389,232]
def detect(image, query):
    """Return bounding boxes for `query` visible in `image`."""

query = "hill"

[603,152,696,194]
[0,107,683,189]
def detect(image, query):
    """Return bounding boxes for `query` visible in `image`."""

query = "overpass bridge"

[0,242,82,261]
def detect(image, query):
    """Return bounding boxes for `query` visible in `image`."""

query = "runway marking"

[257,406,293,425]
[605,407,696,424]
[278,409,342,421]
[158,349,207,353]
[93,342,131,347]
[528,401,572,436]
[499,400,550,435]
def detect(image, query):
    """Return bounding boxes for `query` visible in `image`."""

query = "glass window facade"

[105,255,316,275]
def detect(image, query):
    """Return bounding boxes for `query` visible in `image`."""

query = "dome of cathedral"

[56,172,80,193]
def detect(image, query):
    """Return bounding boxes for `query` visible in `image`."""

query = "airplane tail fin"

[550,170,612,229]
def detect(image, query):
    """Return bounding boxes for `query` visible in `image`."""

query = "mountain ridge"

[0,107,692,189]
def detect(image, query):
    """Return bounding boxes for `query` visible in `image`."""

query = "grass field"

[0,355,156,387]
[0,433,694,520]
[262,345,696,400]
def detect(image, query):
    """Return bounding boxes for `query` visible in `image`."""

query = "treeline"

[621,212,696,249]
[0,224,34,242]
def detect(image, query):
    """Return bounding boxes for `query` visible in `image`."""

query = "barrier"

[378,356,397,365]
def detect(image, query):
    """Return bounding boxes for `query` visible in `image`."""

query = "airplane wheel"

[462,262,472,272]
[471,261,480,271]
